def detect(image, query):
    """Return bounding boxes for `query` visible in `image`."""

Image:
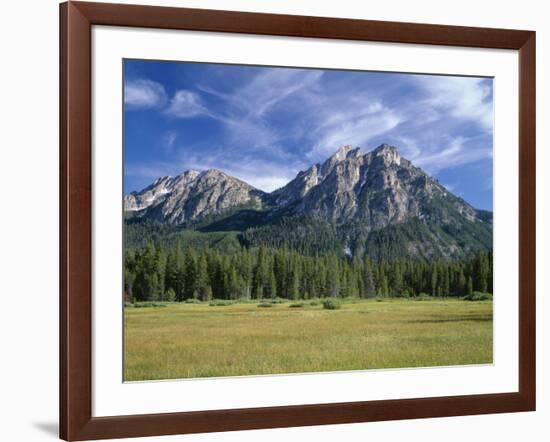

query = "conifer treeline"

[124,242,493,302]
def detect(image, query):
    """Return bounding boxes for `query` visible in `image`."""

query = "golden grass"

[124,299,493,381]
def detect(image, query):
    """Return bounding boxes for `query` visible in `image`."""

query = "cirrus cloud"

[124,79,167,109]
[164,90,211,118]
[416,76,493,131]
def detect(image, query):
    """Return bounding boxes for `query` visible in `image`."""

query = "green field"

[124,298,493,381]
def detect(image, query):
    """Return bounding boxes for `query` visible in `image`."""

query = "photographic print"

[123,60,493,382]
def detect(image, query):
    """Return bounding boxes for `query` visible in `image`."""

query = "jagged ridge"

[125,169,266,225]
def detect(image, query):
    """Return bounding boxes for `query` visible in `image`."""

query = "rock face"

[125,144,486,230]
[124,171,199,212]
[125,169,266,225]
[270,144,480,228]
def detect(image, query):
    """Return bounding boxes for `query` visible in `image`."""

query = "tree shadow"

[409,315,493,324]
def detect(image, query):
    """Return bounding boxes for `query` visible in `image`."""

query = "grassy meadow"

[124,298,493,381]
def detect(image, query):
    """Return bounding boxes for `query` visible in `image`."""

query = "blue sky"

[124,60,493,210]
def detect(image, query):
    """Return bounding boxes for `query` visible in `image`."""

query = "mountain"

[125,169,266,225]
[125,144,492,260]
[270,144,482,228]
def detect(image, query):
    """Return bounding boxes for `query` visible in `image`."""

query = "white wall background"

[0,0,547,441]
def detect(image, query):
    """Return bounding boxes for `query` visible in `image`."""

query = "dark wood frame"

[60,1,536,440]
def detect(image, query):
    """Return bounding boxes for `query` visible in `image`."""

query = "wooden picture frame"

[59,1,536,440]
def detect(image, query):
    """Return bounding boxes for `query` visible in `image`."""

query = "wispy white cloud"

[412,136,492,173]
[237,69,324,117]
[124,79,167,109]
[219,118,278,149]
[165,90,211,118]
[176,152,303,193]
[386,135,421,159]
[416,76,493,130]
[199,69,403,163]
[308,102,402,159]
[197,69,325,150]
[161,130,178,152]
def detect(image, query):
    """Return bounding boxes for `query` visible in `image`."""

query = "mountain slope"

[125,169,267,225]
[271,144,481,228]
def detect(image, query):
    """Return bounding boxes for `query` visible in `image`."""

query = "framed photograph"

[60,1,536,440]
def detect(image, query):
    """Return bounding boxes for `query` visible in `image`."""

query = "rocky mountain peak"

[319,145,360,176]
[124,167,266,225]
[331,144,355,161]
[152,175,172,186]
[280,143,480,228]
[370,143,402,167]
[199,168,226,178]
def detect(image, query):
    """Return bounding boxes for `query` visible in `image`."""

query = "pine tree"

[131,242,160,301]
[238,250,253,299]
[273,249,287,298]
[268,271,277,299]
[124,267,135,302]
[183,249,197,300]
[474,252,489,293]
[467,276,474,295]
[252,245,271,299]
[225,267,238,300]
[288,255,301,300]
[431,263,438,297]
[174,266,185,302]
[164,248,181,298]
[195,254,211,301]
[340,265,348,298]
[457,268,466,295]
[442,266,450,297]
[155,245,166,298]
[363,260,376,298]
[391,263,404,296]
[326,254,340,297]
[316,259,327,297]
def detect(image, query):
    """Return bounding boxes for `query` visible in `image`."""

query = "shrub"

[201,286,213,302]
[209,300,234,307]
[322,299,342,310]
[415,293,432,301]
[131,301,167,308]
[309,300,320,306]
[184,298,202,304]
[394,289,410,298]
[269,297,285,304]
[463,292,493,301]
[289,302,305,308]
[258,298,282,304]
[164,288,176,302]
[257,302,274,308]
